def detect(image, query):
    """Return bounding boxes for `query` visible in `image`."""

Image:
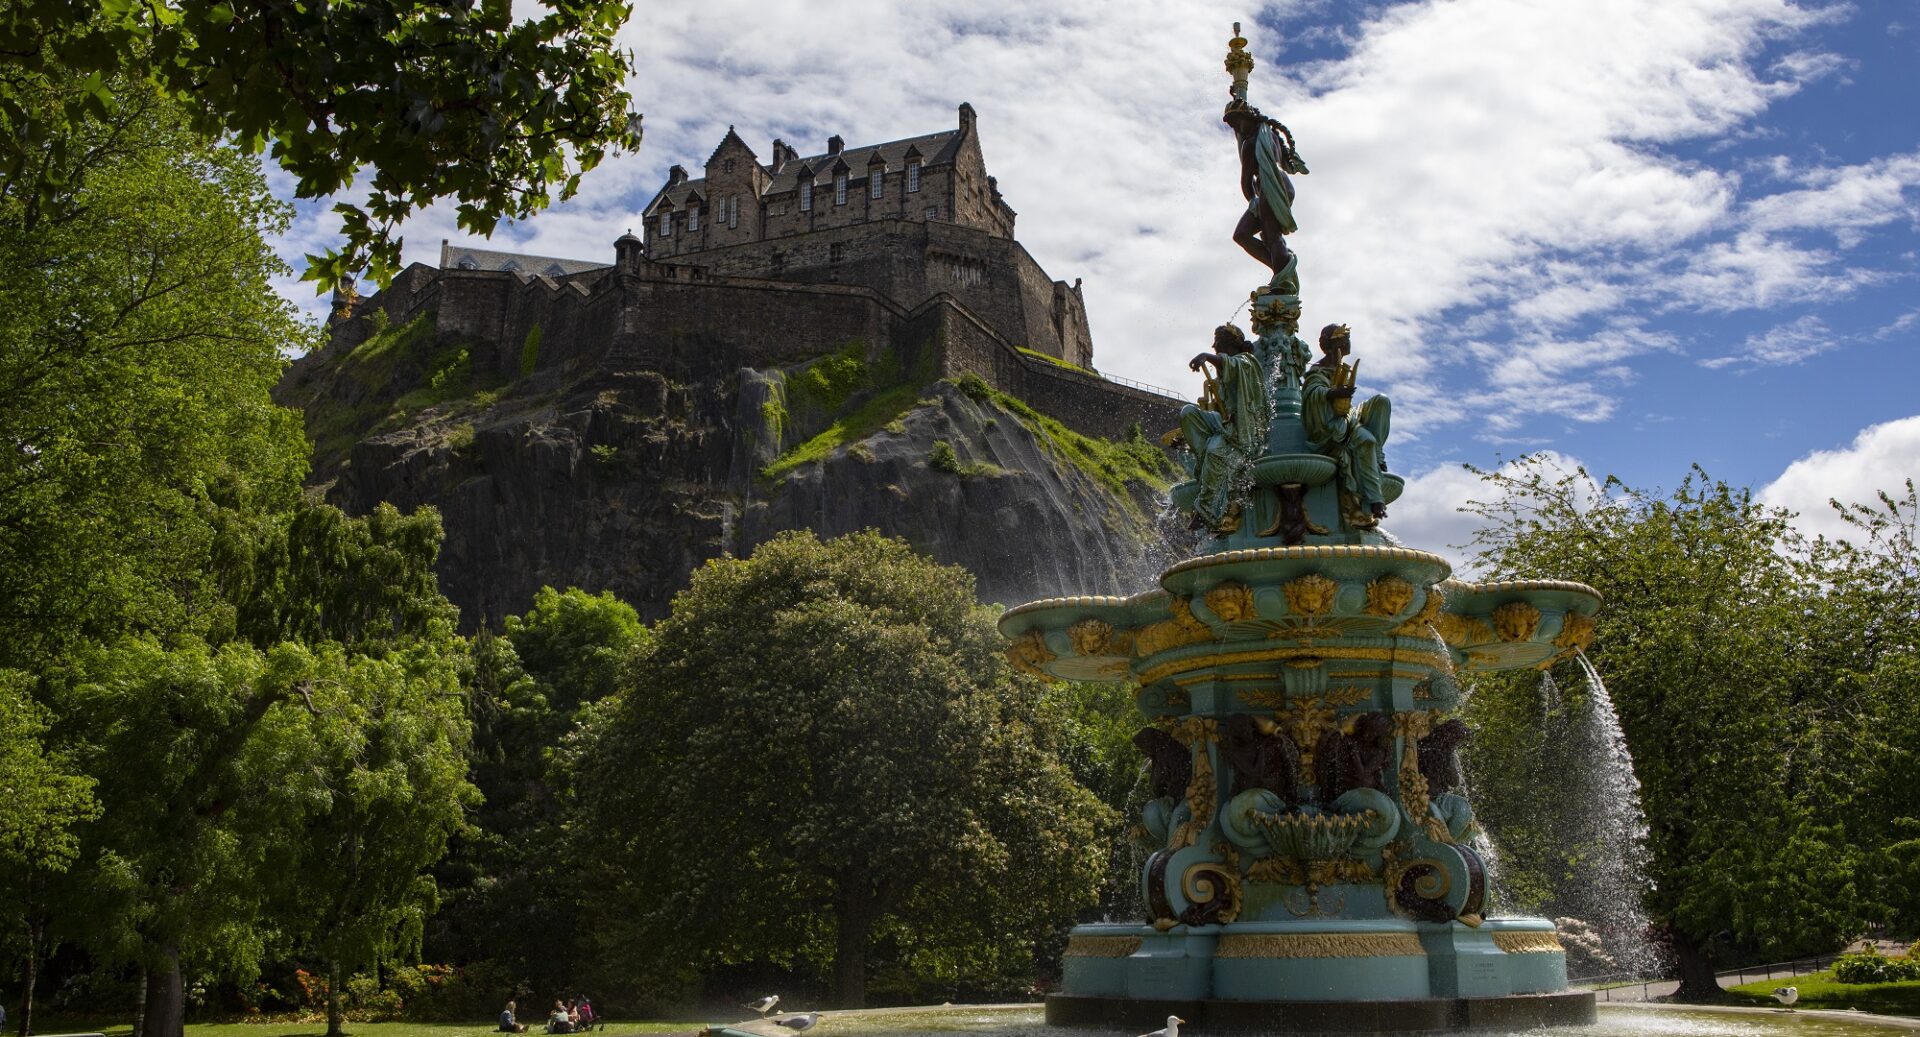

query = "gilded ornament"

[1411,679,1434,701]
[1135,596,1214,657]
[1552,611,1597,652]
[1431,612,1495,647]
[1283,574,1338,617]
[1169,717,1219,850]
[1006,630,1057,682]
[1247,857,1304,884]
[1493,932,1565,954]
[1492,601,1542,643]
[1140,643,1450,686]
[1180,843,1244,925]
[1239,687,1286,709]
[1326,685,1371,708]
[1389,585,1446,636]
[1066,618,1133,659]
[1276,695,1336,767]
[1215,933,1426,959]
[1204,581,1257,622]
[1396,742,1451,844]
[1064,935,1143,958]
[1364,576,1415,617]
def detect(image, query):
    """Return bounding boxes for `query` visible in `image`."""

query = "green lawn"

[31,1021,703,1037]
[1727,969,1920,1016]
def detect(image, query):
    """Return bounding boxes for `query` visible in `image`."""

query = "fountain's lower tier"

[1050,918,1594,1032]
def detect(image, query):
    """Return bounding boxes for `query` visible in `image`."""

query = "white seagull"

[1772,986,1799,1010]
[743,995,780,1017]
[1137,1015,1185,1037]
[773,1013,824,1032]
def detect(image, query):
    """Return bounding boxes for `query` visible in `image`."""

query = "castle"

[320,104,1177,443]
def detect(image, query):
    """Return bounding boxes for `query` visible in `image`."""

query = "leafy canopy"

[0,0,643,285]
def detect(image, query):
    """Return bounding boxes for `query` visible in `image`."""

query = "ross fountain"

[996,25,1607,1033]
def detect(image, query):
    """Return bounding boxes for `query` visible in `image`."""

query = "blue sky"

[272,0,1920,558]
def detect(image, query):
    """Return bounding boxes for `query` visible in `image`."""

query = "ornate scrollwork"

[1492,601,1542,642]
[1493,932,1565,954]
[1006,630,1057,681]
[1068,618,1133,657]
[1364,576,1415,617]
[1179,842,1244,925]
[1283,574,1338,617]
[1385,855,1455,923]
[1204,581,1256,622]
[1216,932,1424,958]
[1431,612,1495,647]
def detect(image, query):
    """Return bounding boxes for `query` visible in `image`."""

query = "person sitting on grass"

[547,1000,574,1034]
[500,1000,527,1033]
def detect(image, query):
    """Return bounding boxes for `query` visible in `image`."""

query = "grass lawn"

[32,1021,703,1037]
[1727,969,1920,1016]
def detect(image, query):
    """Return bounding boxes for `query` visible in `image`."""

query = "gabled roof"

[705,125,758,167]
[645,127,962,216]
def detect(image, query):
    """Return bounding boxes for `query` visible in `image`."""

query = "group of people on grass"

[498,996,601,1034]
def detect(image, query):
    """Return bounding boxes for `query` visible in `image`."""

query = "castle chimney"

[958,102,976,136]
[667,164,688,186]
[770,139,790,174]
[827,134,843,155]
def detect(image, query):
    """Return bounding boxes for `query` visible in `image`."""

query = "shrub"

[521,324,542,377]
[928,440,961,473]
[1833,950,1920,984]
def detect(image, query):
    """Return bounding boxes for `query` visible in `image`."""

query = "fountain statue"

[1000,24,1603,1033]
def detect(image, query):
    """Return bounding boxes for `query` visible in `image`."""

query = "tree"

[427,588,644,994]
[0,0,642,284]
[1463,459,1875,999]
[582,531,1110,1007]
[0,87,309,672]
[0,672,100,1037]
[286,641,477,1037]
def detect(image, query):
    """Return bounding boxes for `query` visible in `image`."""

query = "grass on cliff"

[955,373,1177,501]
[305,311,506,465]
[1726,970,1920,1014]
[1015,345,1095,375]
[762,383,921,480]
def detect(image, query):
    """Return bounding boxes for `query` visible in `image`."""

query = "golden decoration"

[1276,695,1336,767]
[1239,687,1285,709]
[1215,933,1426,959]
[1411,679,1434,701]
[1383,853,1454,907]
[1134,596,1214,657]
[1326,685,1371,708]
[1182,842,1244,924]
[1164,689,1191,709]
[1389,585,1446,637]
[1169,717,1219,850]
[1142,644,1450,686]
[1204,581,1257,622]
[1552,611,1597,652]
[1283,574,1338,617]
[1493,932,1565,954]
[1006,630,1057,682]
[1395,739,1452,844]
[1068,617,1133,658]
[1492,601,1542,643]
[1432,612,1495,646]
[1064,935,1143,958]
[1364,576,1415,617]
[1161,544,1451,581]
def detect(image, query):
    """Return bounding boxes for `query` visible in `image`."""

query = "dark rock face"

[287,344,1181,625]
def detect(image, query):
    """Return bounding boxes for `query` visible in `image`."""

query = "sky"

[271,0,1920,565]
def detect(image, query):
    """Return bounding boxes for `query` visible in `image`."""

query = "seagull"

[773,1013,824,1032]
[1137,1015,1185,1037]
[743,995,780,1017]
[1772,986,1799,1010]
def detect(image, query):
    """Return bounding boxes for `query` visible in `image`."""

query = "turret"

[614,229,644,271]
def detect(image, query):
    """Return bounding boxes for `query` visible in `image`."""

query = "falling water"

[1560,651,1661,976]
[1538,669,1564,716]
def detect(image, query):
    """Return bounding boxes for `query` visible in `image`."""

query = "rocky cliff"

[276,310,1186,625]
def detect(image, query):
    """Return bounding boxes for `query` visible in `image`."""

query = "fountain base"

[1051,918,1593,1031]
[1046,990,1595,1033]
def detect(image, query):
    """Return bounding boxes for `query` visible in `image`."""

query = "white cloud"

[1700,312,1833,368]
[1759,415,1920,543]
[269,0,1914,445]
[1387,450,1594,575]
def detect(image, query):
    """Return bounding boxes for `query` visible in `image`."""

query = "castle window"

[688,207,700,232]
[659,212,671,237]
[723,159,735,173]
[456,257,478,270]
[800,181,813,211]
[834,172,847,205]
[870,171,884,199]
[924,205,938,220]
[730,195,740,227]
[830,242,846,263]
[908,160,921,192]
